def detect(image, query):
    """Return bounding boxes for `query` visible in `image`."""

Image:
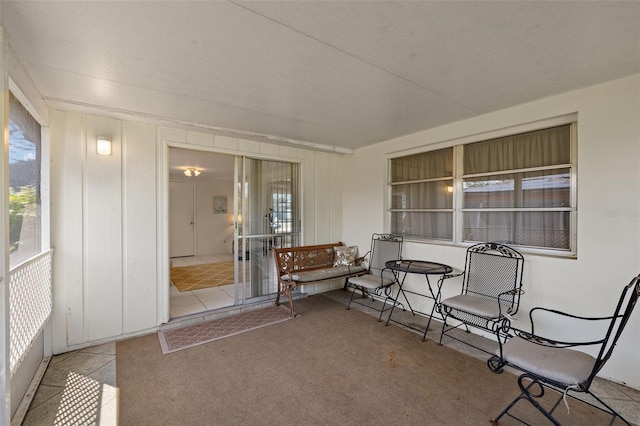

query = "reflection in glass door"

[234,157,300,304]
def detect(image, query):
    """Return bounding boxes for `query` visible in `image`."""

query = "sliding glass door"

[234,157,300,304]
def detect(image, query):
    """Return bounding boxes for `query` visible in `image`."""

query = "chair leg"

[497,381,634,426]
[346,285,359,310]
[490,392,528,425]
[492,374,562,426]
[377,294,390,322]
[487,355,505,374]
[347,286,368,311]
[284,286,295,317]
[583,390,633,426]
[276,283,282,306]
[438,313,449,346]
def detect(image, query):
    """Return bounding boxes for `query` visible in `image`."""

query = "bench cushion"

[282,264,366,283]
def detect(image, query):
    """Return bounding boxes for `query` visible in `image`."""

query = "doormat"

[158,305,292,354]
[170,261,237,292]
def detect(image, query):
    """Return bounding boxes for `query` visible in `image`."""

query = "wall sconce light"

[446,185,454,193]
[96,137,112,156]
[184,168,201,177]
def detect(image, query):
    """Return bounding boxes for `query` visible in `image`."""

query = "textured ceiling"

[2,1,639,152]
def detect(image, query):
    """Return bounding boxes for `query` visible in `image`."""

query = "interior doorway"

[167,147,301,320]
[168,148,236,318]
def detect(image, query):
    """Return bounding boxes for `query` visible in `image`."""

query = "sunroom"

[1,2,639,424]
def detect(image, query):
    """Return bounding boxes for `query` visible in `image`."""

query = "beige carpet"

[158,305,292,354]
[117,295,615,426]
[170,261,236,292]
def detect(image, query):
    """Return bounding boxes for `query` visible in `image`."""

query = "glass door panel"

[234,157,300,304]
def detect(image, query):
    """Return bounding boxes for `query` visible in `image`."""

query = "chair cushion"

[347,274,395,290]
[282,264,366,282]
[500,336,596,386]
[442,294,508,319]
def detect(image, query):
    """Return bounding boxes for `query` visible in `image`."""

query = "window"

[389,124,575,253]
[389,148,454,241]
[8,92,43,268]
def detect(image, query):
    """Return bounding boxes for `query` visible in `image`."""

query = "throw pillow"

[333,245,358,266]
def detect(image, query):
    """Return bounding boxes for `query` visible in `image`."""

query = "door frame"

[157,140,304,324]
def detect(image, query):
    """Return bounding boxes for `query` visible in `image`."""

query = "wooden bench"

[273,242,367,317]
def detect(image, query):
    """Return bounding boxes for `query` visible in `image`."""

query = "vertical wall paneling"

[186,131,214,148]
[300,150,316,243]
[329,155,344,243]
[53,121,348,348]
[213,135,238,151]
[83,116,123,341]
[313,152,332,241]
[157,135,170,324]
[122,122,157,332]
[260,142,280,157]
[237,138,260,154]
[52,111,85,347]
[278,146,299,159]
[158,126,186,143]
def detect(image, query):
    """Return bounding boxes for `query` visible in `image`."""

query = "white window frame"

[8,79,51,262]
[387,117,577,257]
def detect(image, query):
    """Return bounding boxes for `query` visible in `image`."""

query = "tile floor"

[169,254,236,318]
[169,254,278,319]
[20,289,640,425]
[20,343,117,425]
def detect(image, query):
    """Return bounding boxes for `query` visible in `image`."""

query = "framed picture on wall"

[213,196,227,214]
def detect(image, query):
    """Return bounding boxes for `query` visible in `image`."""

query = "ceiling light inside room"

[184,168,201,177]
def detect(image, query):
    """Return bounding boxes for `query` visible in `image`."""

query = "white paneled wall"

[51,111,85,347]
[50,113,344,353]
[122,121,158,333]
[84,116,123,341]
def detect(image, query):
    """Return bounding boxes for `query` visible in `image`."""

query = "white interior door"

[169,180,195,257]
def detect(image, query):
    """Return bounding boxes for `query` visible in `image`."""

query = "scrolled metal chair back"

[464,242,524,312]
[593,275,640,377]
[368,233,403,278]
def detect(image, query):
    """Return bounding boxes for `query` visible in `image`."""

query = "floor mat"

[170,261,236,292]
[158,305,292,354]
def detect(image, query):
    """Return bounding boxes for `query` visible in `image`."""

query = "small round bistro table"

[384,259,454,341]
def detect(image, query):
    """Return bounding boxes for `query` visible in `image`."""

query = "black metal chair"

[438,242,524,357]
[345,234,403,321]
[487,275,640,426]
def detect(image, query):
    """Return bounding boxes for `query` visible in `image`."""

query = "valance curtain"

[464,125,571,174]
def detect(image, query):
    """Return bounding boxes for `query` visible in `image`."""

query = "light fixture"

[96,137,112,156]
[184,168,201,177]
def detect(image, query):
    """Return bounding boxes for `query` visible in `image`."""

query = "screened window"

[389,148,454,241]
[9,92,43,268]
[462,125,572,249]
[388,124,575,253]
